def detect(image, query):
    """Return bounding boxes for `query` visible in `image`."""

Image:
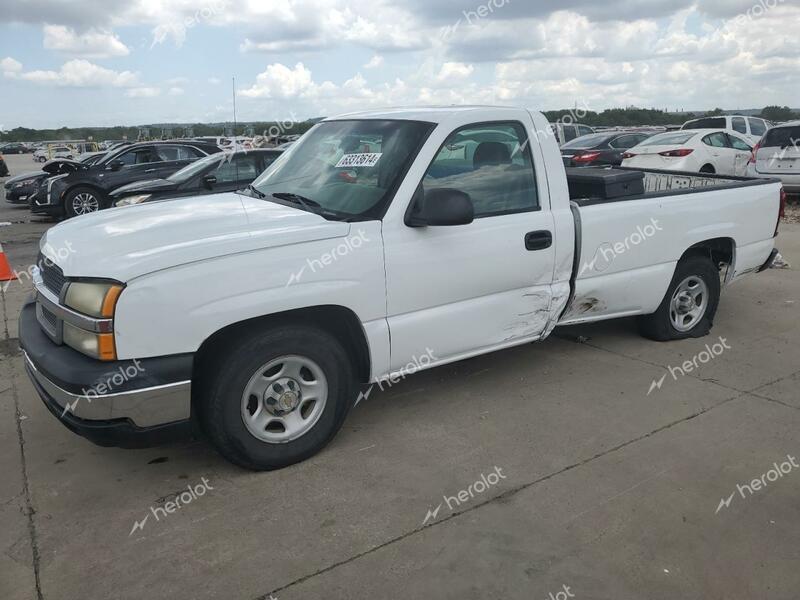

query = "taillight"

[749,141,761,165]
[573,151,601,164]
[659,149,694,157]
[775,187,786,237]
[621,152,636,160]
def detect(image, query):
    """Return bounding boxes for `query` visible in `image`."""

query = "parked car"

[621,129,753,176]
[4,159,87,205]
[551,122,595,146]
[682,115,770,145]
[19,106,783,470]
[111,149,283,206]
[33,145,74,163]
[31,141,221,218]
[561,131,655,167]
[0,142,32,154]
[0,154,8,177]
[747,121,800,194]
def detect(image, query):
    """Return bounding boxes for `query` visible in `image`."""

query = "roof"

[325,105,528,124]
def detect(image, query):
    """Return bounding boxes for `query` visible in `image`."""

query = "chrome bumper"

[23,350,192,428]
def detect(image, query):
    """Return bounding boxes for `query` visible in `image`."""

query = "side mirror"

[406,188,474,227]
[108,160,124,171]
[202,175,217,190]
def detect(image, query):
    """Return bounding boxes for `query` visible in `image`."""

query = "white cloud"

[436,62,474,82]
[239,63,317,99]
[167,86,185,96]
[1,57,23,78]
[126,86,161,98]
[364,55,384,69]
[43,25,130,58]
[208,77,222,85]
[20,59,138,87]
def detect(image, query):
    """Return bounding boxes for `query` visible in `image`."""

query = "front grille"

[38,254,66,296]
[41,305,57,329]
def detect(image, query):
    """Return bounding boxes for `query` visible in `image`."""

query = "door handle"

[525,230,552,251]
[144,168,157,173]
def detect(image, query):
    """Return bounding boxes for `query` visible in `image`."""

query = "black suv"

[32,141,221,218]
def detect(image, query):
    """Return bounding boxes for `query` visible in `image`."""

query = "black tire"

[64,186,104,218]
[199,324,355,470]
[639,254,721,341]
[700,164,715,174]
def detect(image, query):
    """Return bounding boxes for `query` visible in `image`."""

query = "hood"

[40,192,352,282]
[42,159,84,174]
[6,170,47,186]
[110,178,178,197]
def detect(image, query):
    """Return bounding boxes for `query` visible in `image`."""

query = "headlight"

[64,282,124,318]
[14,178,37,188]
[63,322,117,361]
[115,194,151,207]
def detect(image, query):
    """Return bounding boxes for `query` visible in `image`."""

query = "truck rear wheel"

[639,255,720,341]
[199,324,355,470]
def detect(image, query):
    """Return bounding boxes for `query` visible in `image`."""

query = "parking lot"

[1,150,799,599]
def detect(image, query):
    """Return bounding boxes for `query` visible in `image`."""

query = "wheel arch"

[63,182,107,205]
[680,237,736,281]
[192,305,372,392]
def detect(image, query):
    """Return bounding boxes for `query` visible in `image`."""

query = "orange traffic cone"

[0,242,17,282]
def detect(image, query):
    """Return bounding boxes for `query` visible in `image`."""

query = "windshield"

[638,132,697,146]
[251,119,435,219]
[561,134,613,149]
[167,153,222,182]
[762,126,800,148]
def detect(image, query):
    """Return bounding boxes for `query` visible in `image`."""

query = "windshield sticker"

[336,153,383,168]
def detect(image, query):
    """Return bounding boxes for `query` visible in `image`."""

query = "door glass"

[749,118,767,137]
[727,135,752,151]
[703,133,730,148]
[422,122,539,218]
[214,154,260,183]
[731,117,747,134]
[563,125,578,142]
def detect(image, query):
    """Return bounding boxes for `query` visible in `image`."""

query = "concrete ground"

[1,152,799,600]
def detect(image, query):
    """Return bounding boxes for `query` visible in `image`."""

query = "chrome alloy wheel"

[240,355,328,443]
[670,275,709,332]
[72,192,100,215]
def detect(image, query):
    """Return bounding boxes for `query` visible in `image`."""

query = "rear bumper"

[757,248,780,273]
[19,300,195,448]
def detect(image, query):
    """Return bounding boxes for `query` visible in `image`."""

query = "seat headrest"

[474,142,512,169]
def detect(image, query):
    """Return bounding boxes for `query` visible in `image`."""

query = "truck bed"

[567,166,776,206]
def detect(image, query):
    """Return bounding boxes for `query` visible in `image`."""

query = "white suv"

[682,115,770,145]
[747,121,800,193]
[33,145,74,163]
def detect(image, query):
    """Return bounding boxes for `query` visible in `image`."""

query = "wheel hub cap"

[264,378,302,415]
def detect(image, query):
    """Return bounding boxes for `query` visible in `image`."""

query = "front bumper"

[5,186,37,204]
[19,300,195,448]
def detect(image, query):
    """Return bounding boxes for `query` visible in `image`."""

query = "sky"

[0,0,799,129]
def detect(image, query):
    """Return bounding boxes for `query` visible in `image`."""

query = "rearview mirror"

[202,175,217,190]
[406,188,474,227]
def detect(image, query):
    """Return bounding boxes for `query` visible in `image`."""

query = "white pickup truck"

[20,107,784,470]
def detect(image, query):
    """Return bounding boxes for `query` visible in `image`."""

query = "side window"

[155,146,180,161]
[727,135,752,151]
[610,135,639,149]
[749,118,767,137]
[180,146,207,159]
[422,122,539,218]
[214,154,260,183]
[731,117,747,134]
[703,133,730,148]
[563,125,578,142]
[578,125,593,137]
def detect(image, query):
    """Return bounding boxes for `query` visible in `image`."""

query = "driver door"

[382,120,557,371]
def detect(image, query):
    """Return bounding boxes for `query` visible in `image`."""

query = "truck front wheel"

[199,324,355,470]
[639,255,721,341]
